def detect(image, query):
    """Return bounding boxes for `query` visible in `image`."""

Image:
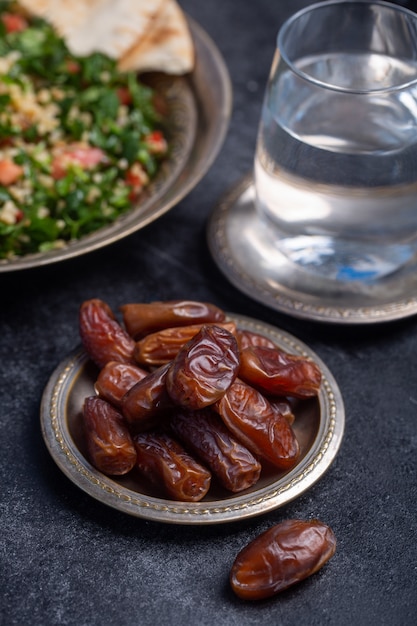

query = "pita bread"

[118,0,194,74]
[18,1,108,39]
[18,0,166,59]
[18,0,194,75]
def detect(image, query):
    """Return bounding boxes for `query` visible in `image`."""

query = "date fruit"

[120,300,226,339]
[134,321,237,367]
[79,298,135,369]
[237,329,277,351]
[121,363,172,431]
[166,325,240,409]
[270,398,295,425]
[95,361,148,408]
[169,408,262,493]
[133,431,211,502]
[239,345,322,398]
[83,396,137,475]
[215,378,300,470]
[230,519,336,600]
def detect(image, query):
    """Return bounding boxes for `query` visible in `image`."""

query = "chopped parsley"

[0,1,168,259]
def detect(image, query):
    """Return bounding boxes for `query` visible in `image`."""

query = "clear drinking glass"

[254,0,417,284]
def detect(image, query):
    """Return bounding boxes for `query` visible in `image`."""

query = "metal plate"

[40,314,345,525]
[207,175,417,324]
[0,17,232,272]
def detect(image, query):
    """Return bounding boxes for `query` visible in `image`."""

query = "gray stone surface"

[1,2,417,625]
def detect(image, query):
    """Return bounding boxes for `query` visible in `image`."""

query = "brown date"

[121,363,173,431]
[133,431,211,502]
[134,321,237,367]
[120,299,226,339]
[239,345,322,398]
[270,399,295,425]
[169,408,262,493]
[79,298,135,369]
[95,361,149,408]
[166,325,240,410]
[230,519,336,600]
[82,396,137,475]
[215,378,300,470]
[236,329,277,351]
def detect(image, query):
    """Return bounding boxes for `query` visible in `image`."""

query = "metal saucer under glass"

[207,174,417,324]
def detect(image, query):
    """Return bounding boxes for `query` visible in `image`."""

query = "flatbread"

[18,0,99,35]
[118,0,194,74]
[18,0,166,59]
[18,0,194,74]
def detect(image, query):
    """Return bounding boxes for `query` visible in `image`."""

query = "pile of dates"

[79,298,322,502]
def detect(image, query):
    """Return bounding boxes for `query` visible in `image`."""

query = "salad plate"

[0,17,232,272]
[40,313,345,525]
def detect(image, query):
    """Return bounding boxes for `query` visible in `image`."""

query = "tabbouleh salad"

[0,1,168,260]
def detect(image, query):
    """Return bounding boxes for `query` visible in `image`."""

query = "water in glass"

[255,6,417,283]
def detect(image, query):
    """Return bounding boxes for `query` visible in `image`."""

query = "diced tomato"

[1,12,28,33]
[51,144,106,180]
[0,159,23,185]
[15,208,24,222]
[117,87,132,106]
[125,163,149,200]
[144,130,167,155]
[66,60,81,74]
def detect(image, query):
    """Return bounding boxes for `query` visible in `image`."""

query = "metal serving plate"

[0,17,232,272]
[207,175,417,324]
[40,314,345,525]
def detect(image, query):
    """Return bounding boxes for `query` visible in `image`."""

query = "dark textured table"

[2,2,417,625]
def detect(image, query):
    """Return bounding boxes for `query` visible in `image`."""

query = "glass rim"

[277,0,417,94]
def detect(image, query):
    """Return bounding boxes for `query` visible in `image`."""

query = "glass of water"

[254,0,417,284]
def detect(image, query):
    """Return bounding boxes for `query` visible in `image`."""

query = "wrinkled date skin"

[239,345,322,398]
[215,379,300,470]
[95,361,148,408]
[83,396,137,475]
[133,432,211,501]
[169,408,262,493]
[230,519,337,600]
[270,399,295,425]
[166,325,240,410]
[120,300,226,339]
[237,329,277,351]
[134,321,237,367]
[121,363,173,430]
[79,298,136,369]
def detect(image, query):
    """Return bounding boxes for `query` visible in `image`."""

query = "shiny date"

[133,431,211,502]
[120,299,226,339]
[166,325,240,409]
[121,363,172,431]
[79,298,135,369]
[134,321,237,367]
[95,361,149,408]
[169,408,262,493]
[230,519,336,600]
[215,378,300,470]
[239,345,322,398]
[236,329,277,351]
[83,396,137,475]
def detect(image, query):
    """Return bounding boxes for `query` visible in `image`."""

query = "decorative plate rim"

[207,174,417,325]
